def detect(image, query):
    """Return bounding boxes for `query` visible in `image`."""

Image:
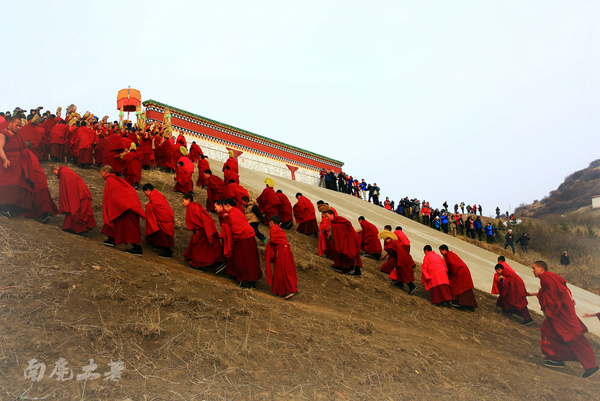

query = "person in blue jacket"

[473,216,484,241]
[485,222,494,243]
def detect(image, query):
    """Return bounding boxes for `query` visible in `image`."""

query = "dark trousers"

[250,222,266,241]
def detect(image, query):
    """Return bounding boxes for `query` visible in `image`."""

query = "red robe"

[276,193,293,225]
[318,207,337,257]
[394,229,411,253]
[20,156,59,219]
[265,225,298,296]
[358,219,382,255]
[421,251,453,304]
[49,124,70,161]
[184,202,224,268]
[73,126,96,165]
[496,268,528,311]
[106,133,126,173]
[383,240,415,284]
[225,182,249,212]
[205,174,226,212]
[122,150,142,187]
[293,195,318,234]
[189,142,203,162]
[537,271,597,369]
[492,261,515,294]
[329,216,363,270]
[174,156,195,194]
[224,168,239,185]
[196,158,210,187]
[223,157,238,174]
[257,186,280,223]
[0,131,36,213]
[144,189,175,248]
[18,123,46,162]
[220,207,262,282]
[56,166,96,233]
[101,174,145,244]
[443,251,477,308]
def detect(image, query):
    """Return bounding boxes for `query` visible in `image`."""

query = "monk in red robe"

[530,260,598,378]
[317,202,337,259]
[275,190,294,229]
[225,180,249,212]
[121,144,143,189]
[323,209,362,276]
[357,216,382,258]
[439,245,477,312]
[257,178,280,224]
[293,193,318,235]
[100,166,146,255]
[223,165,239,184]
[19,152,58,223]
[174,152,195,194]
[265,215,298,299]
[491,255,514,294]
[204,169,226,212]
[494,263,533,325]
[49,120,70,162]
[73,121,96,168]
[52,166,96,234]
[393,226,411,253]
[140,131,154,168]
[188,141,203,163]
[182,193,225,272]
[196,155,210,187]
[217,199,262,288]
[0,116,36,217]
[380,235,417,294]
[222,152,238,174]
[19,116,47,162]
[143,183,175,258]
[106,132,126,174]
[421,245,453,306]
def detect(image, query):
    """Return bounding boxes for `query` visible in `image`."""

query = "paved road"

[228,160,600,336]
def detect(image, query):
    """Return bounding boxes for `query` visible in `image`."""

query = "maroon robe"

[106,133,126,173]
[537,271,597,369]
[196,158,210,187]
[184,202,224,268]
[122,150,142,187]
[223,157,238,174]
[18,123,46,162]
[293,195,318,234]
[358,219,382,256]
[496,268,529,312]
[224,168,239,185]
[145,189,175,248]
[421,251,453,304]
[189,142,203,162]
[49,123,70,162]
[265,225,298,297]
[20,157,59,219]
[101,174,145,244]
[318,207,337,257]
[220,207,262,282]
[56,166,96,233]
[257,186,281,224]
[225,182,249,212]
[205,174,226,212]
[73,126,96,165]
[0,130,36,214]
[382,240,414,285]
[174,156,194,194]
[329,216,363,271]
[276,193,293,226]
[443,251,477,309]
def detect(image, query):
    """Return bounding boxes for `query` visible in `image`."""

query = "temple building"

[143,100,343,185]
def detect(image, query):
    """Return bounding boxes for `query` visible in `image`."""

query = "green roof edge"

[143,99,344,167]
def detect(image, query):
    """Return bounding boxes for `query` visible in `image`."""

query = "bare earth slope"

[0,162,598,400]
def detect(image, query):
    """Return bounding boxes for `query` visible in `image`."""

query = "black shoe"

[330,266,343,273]
[0,210,11,219]
[188,264,204,272]
[125,247,143,256]
[521,318,534,326]
[103,239,115,247]
[214,262,226,275]
[348,268,362,277]
[284,292,296,300]
[544,359,565,369]
[408,284,417,295]
[462,306,476,313]
[40,212,52,224]
[582,366,599,378]
[451,301,461,308]
[394,282,404,289]
[240,281,256,289]
[157,251,172,259]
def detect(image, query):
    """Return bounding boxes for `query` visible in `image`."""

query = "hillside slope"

[0,163,598,400]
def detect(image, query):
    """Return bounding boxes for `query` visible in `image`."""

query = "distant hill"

[517,159,600,217]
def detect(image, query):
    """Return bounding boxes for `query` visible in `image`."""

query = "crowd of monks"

[0,106,598,379]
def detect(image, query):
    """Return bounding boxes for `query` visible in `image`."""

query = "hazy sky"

[3,1,598,216]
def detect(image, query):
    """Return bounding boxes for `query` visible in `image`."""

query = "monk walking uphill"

[264,215,298,299]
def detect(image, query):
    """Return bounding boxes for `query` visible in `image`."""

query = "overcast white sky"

[2,1,598,216]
